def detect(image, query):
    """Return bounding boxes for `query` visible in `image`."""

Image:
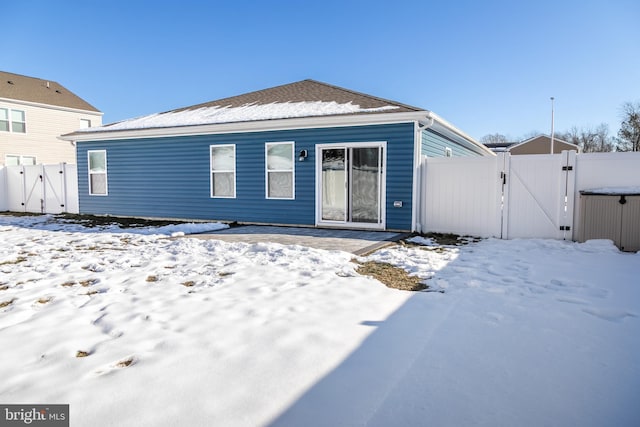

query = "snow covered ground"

[0,215,638,427]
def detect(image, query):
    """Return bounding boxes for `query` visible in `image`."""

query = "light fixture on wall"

[298,149,308,162]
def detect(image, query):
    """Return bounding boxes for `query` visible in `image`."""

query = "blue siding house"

[63,80,493,232]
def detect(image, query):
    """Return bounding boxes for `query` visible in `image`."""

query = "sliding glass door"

[318,143,385,228]
[350,147,381,223]
[321,148,347,221]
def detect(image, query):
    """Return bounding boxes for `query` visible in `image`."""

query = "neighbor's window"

[22,155,36,165]
[0,108,26,133]
[210,145,236,198]
[11,109,26,133]
[88,150,108,195]
[0,108,8,132]
[5,154,36,166]
[444,147,453,157]
[266,142,294,199]
[80,118,91,129]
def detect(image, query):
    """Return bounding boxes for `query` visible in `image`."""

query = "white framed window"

[444,147,453,157]
[210,145,236,198]
[88,150,108,195]
[23,155,36,165]
[80,118,92,129]
[0,108,26,133]
[5,154,36,166]
[11,109,26,133]
[265,142,295,199]
[0,108,8,132]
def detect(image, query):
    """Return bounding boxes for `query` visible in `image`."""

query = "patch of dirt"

[356,260,427,292]
[79,279,99,287]
[76,350,90,358]
[81,264,103,273]
[116,358,134,368]
[0,299,15,308]
[181,281,195,287]
[0,212,40,217]
[0,256,28,266]
[4,212,235,232]
[146,275,159,283]
[56,213,189,229]
[37,297,52,304]
[403,232,481,247]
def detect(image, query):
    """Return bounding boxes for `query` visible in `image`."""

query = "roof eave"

[0,97,103,115]
[61,111,428,142]
[422,112,495,156]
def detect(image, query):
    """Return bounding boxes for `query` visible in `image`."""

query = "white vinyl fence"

[0,164,79,214]
[420,151,640,241]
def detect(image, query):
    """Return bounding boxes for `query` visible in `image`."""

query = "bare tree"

[557,124,615,152]
[617,102,640,152]
[480,133,509,145]
[520,130,543,141]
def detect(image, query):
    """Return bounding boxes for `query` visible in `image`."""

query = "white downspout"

[412,116,435,233]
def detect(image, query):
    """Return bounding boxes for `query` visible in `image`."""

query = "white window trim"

[210,144,236,198]
[87,150,108,196]
[265,141,295,200]
[0,107,27,135]
[0,107,27,133]
[80,118,92,129]
[0,107,7,132]
[11,109,26,133]
[314,141,387,230]
[444,147,453,157]
[5,154,37,166]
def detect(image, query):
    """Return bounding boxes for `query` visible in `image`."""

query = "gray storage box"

[579,188,640,252]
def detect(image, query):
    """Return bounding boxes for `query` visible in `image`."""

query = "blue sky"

[3,0,639,141]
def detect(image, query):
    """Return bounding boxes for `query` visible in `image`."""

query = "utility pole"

[550,97,555,154]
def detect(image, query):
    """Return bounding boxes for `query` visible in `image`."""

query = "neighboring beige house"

[0,71,102,165]
[508,135,579,155]
[485,134,580,155]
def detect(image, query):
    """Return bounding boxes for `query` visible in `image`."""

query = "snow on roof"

[81,101,400,132]
[581,186,640,195]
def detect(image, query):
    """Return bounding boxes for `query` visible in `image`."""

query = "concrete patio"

[186,225,408,255]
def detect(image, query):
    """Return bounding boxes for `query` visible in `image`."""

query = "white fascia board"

[60,111,427,142]
[0,97,103,116]
[424,111,495,156]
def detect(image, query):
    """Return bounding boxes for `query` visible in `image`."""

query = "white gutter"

[411,116,436,232]
[60,111,428,142]
[424,111,495,156]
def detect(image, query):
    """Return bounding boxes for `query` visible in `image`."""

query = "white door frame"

[315,141,387,230]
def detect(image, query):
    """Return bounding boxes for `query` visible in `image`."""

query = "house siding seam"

[76,122,416,231]
[421,128,484,157]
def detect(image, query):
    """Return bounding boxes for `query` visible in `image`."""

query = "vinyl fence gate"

[420,151,640,242]
[501,151,576,239]
[0,164,79,214]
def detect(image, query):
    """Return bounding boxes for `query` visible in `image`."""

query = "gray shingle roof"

[0,71,100,112]
[173,79,422,114]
